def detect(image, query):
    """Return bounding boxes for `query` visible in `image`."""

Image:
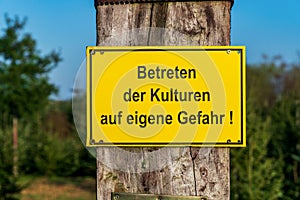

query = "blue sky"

[1,0,300,100]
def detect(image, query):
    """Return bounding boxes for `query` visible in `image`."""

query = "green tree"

[269,96,300,199]
[0,15,61,120]
[0,15,61,199]
[232,56,300,199]
[231,99,284,200]
[246,56,285,113]
[268,57,300,199]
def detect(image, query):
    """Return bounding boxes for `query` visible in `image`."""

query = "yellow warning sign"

[86,46,246,147]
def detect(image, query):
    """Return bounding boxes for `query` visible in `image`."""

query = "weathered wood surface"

[95,1,232,199]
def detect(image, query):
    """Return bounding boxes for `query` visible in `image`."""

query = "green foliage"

[17,102,96,177]
[0,15,61,120]
[231,100,283,200]
[269,98,300,199]
[33,132,95,177]
[231,55,300,199]
[0,14,95,199]
[0,14,62,199]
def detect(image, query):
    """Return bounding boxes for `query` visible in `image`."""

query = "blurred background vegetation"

[0,15,299,200]
[0,16,96,200]
[231,55,300,199]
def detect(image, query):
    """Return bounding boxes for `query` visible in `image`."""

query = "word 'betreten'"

[137,65,196,79]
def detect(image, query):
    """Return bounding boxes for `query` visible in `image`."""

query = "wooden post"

[94,0,233,199]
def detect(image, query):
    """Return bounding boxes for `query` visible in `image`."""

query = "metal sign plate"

[111,192,208,200]
[86,46,246,147]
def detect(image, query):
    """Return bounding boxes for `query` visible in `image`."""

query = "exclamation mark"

[230,111,233,124]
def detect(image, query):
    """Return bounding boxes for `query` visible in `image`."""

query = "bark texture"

[95,1,232,199]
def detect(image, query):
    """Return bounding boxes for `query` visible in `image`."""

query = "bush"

[18,120,95,177]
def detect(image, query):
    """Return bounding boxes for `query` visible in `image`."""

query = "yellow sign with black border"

[86,46,246,147]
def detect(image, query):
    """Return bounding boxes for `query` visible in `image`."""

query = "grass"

[20,176,96,200]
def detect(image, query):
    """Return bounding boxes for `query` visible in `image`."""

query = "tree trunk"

[95,1,232,199]
[13,117,18,177]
